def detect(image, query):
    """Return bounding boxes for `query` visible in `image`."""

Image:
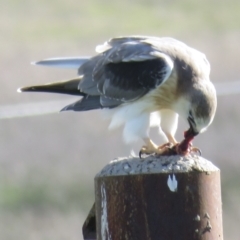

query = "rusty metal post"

[94,155,223,240]
[82,203,96,240]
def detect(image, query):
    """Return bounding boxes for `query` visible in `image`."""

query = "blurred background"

[0,0,240,239]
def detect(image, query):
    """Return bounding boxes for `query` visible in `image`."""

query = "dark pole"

[94,155,223,240]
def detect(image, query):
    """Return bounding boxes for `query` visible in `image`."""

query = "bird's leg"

[165,132,178,145]
[158,132,178,149]
[153,131,178,155]
[157,109,178,151]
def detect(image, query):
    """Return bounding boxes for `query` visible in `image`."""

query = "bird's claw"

[158,142,173,150]
[151,144,201,157]
[139,142,173,158]
[139,146,155,158]
[190,146,202,156]
[167,144,202,156]
[139,141,201,158]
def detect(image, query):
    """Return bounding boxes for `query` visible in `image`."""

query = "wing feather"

[79,38,174,106]
[33,57,90,69]
[30,37,175,111]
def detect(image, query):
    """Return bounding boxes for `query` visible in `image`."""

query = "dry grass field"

[1,0,240,239]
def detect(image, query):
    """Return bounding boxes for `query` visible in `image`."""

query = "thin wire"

[0,99,75,119]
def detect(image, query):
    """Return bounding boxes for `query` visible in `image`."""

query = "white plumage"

[18,36,217,156]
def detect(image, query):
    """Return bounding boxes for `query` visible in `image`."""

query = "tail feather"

[61,96,102,112]
[18,78,84,96]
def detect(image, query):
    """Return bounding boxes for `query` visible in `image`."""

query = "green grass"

[3,0,240,44]
[0,182,94,213]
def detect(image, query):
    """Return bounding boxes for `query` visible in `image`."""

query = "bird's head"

[184,81,217,141]
[184,109,208,141]
[175,81,217,155]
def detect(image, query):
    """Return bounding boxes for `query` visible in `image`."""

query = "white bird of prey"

[18,36,217,156]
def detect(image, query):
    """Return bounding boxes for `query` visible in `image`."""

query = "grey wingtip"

[60,107,67,112]
[31,60,47,66]
[60,105,72,112]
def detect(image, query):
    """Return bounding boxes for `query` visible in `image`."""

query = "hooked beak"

[184,119,199,139]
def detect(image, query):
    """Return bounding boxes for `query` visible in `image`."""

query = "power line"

[214,81,240,96]
[0,99,75,120]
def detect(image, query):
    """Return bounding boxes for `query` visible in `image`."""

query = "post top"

[96,154,219,177]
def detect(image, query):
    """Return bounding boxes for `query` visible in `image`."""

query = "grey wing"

[95,36,161,53]
[78,38,174,108]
